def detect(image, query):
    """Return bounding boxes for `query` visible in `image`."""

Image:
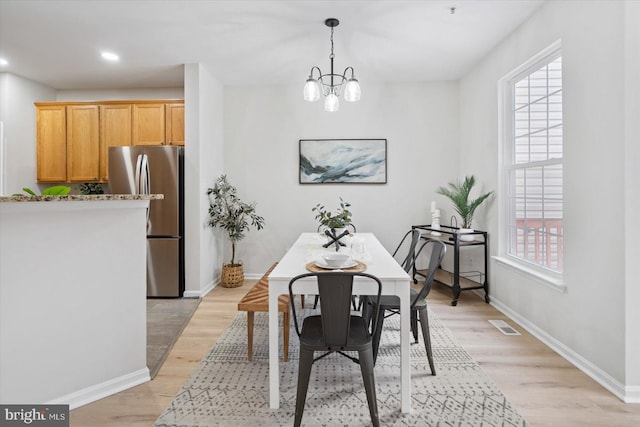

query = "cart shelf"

[412,224,489,306]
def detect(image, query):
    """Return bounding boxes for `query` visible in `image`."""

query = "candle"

[430,201,436,213]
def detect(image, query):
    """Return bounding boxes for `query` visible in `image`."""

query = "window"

[500,43,563,277]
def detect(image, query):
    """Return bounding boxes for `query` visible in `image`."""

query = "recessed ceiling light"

[101,52,119,62]
[0,58,8,66]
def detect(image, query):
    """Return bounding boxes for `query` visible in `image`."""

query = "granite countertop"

[0,194,164,202]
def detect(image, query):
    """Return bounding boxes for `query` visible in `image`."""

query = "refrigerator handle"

[141,154,150,195]
[134,154,143,195]
[141,154,151,228]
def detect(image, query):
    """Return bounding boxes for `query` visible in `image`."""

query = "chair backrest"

[289,272,382,347]
[392,229,421,273]
[411,239,446,307]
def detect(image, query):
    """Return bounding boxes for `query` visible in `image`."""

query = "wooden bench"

[238,262,291,362]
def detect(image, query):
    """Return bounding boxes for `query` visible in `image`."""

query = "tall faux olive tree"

[207,175,265,265]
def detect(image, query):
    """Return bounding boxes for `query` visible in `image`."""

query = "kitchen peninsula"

[0,194,162,408]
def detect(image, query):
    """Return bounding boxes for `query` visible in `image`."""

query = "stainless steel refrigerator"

[108,146,185,297]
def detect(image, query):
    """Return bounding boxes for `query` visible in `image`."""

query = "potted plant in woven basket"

[207,175,265,287]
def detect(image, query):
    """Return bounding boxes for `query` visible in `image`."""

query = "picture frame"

[299,139,387,184]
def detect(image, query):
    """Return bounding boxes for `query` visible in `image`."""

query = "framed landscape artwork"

[299,139,387,184]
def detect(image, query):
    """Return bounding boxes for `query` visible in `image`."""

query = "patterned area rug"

[154,307,528,426]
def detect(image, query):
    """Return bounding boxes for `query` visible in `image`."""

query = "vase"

[221,263,244,288]
[332,227,347,236]
[457,228,475,242]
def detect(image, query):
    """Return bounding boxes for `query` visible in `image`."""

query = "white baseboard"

[185,273,264,299]
[624,386,640,403]
[48,367,150,410]
[489,296,631,403]
[184,277,218,298]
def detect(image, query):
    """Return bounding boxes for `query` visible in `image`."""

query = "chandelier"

[303,18,361,112]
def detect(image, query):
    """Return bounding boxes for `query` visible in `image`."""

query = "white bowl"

[322,253,350,268]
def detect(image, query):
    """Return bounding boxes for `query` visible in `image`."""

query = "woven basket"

[221,263,244,288]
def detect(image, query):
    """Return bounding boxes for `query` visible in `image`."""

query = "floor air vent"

[488,320,521,336]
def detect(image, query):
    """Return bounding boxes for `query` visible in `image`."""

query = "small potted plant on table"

[312,197,353,250]
[312,197,353,233]
[207,175,265,287]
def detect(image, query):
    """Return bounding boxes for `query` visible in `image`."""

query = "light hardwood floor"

[70,281,640,426]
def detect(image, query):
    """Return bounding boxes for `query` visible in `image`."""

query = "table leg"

[452,238,461,306]
[399,282,411,413]
[247,311,254,361]
[269,283,280,409]
[283,310,289,362]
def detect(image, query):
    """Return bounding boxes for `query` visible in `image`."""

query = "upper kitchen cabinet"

[132,103,165,146]
[35,99,184,183]
[67,105,100,182]
[100,104,132,181]
[36,105,67,182]
[132,101,184,146]
[165,103,184,146]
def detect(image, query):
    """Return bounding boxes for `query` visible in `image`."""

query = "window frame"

[497,40,565,291]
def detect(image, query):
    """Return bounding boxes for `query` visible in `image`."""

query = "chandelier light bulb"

[344,78,361,102]
[303,78,320,102]
[324,93,339,112]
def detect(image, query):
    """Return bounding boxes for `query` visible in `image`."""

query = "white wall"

[0,200,149,408]
[223,82,459,276]
[183,63,224,297]
[624,0,640,396]
[0,74,6,195]
[459,0,636,400]
[55,88,183,101]
[0,73,56,195]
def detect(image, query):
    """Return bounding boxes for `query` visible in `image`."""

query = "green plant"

[312,197,352,229]
[78,183,104,195]
[21,185,71,196]
[207,175,265,265]
[436,175,493,229]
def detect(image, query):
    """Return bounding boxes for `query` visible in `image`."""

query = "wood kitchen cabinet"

[67,105,100,182]
[165,103,184,146]
[132,103,165,146]
[100,104,132,181]
[36,105,67,182]
[36,99,183,183]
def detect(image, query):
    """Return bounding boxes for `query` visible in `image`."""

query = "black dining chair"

[393,228,422,277]
[312,223,359,310]
[361,229,421,320]
[289,272,382,427]
[367,238,446,374]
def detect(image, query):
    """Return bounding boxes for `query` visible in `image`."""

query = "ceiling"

[0,0,544,90]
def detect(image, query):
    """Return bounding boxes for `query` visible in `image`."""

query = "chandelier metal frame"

[304,18,360,111]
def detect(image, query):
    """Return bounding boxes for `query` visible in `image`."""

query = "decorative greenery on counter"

[207,175,265,265]
[78,183,104,195]
[19,185,71,196]
[312,197,352,229]
[436,175,493,229]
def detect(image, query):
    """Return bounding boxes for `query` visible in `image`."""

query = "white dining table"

[268,232,412,413]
